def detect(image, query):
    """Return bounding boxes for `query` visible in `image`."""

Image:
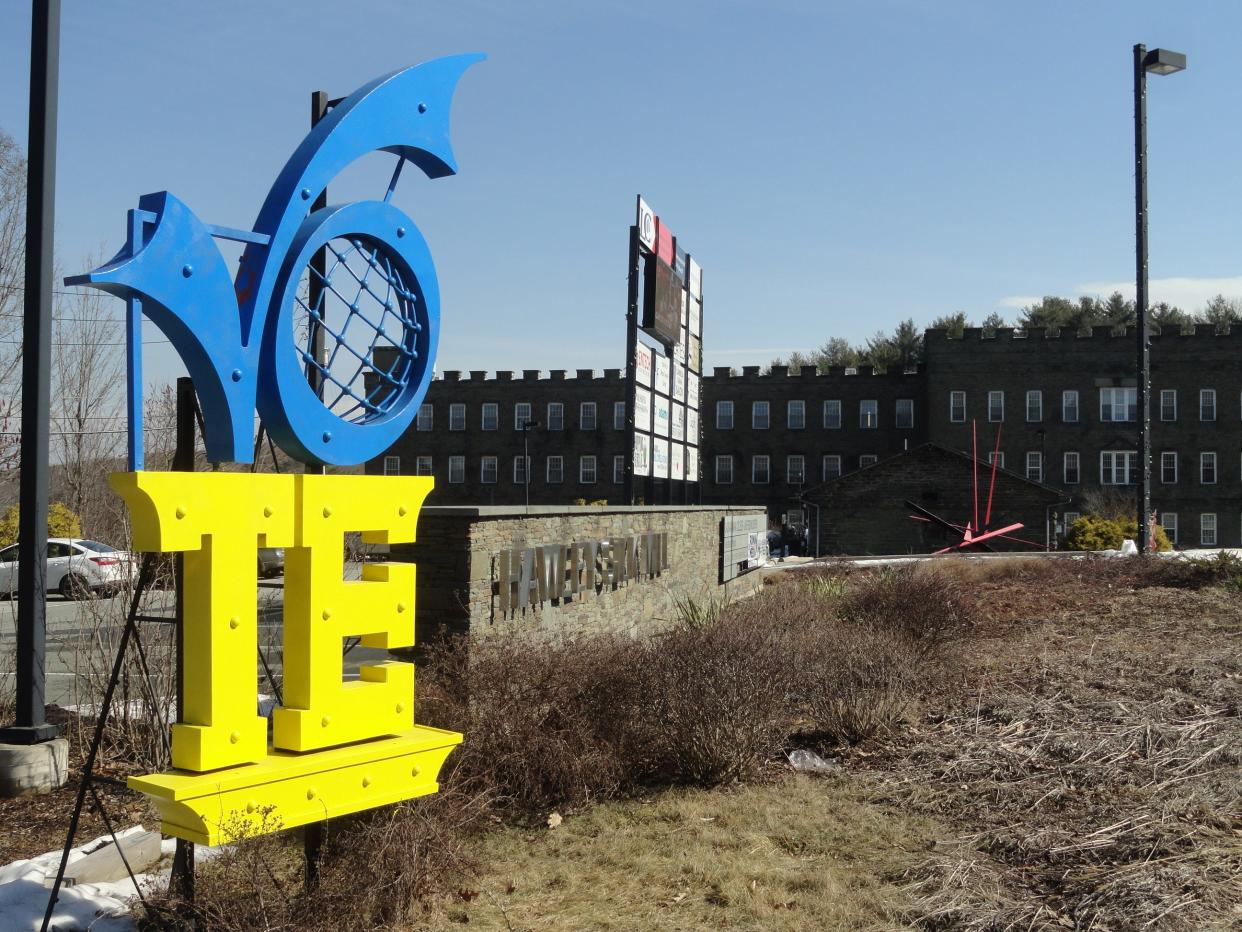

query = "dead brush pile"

[860,575,1242,930]
[161,563,969,930]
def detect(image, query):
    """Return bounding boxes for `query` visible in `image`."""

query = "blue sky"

[0,1,1235,381]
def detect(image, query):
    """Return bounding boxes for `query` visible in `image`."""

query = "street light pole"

[521,420,540,513]
[1134,43,1186,555]
[1,0,61,746]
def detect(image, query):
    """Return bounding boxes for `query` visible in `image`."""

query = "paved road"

[0,563,389,709]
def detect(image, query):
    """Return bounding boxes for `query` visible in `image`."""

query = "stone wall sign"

[495,532,669,614]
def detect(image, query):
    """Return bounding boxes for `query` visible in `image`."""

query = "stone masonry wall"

[394,504,766,643]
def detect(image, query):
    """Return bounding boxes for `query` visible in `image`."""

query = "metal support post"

[1134,43,1151,555]
[623,226,639,505]
[2,0,62,745]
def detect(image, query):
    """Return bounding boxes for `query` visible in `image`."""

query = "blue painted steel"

[66,53,483,466]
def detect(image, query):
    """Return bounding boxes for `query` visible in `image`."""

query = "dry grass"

[415,775,941,931]
[870,582,1242,930]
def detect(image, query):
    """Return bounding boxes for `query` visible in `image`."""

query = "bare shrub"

[420,632,633,814]
[837,565,974,653]
[617,609,796,786]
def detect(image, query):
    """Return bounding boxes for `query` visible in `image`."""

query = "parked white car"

[0,538,135,599]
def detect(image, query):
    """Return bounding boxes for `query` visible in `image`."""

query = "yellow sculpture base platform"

[129,725,463,846]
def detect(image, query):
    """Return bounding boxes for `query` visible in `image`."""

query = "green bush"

[1065,514,1171,552]
[0,501,82,546]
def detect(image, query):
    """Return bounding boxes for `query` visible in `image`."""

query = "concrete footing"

[0,738,69,795]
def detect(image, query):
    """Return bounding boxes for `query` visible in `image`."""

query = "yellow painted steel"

[112,471,457,843]
[129,725,462,845]
[273,474,434,751]
[111,471,294,771]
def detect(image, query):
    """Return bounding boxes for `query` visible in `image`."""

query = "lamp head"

[1143,48,1187,76]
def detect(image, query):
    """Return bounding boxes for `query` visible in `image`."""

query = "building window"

[988,391,1004,423]
[546,456,563,484]
[716,455,734,484]
[1100,387,1137,422]
[752,401,770,430]
[1200,388,1216,422]
[787,400,805,430]
[1160,390,1176,422]
[613,401,626,430]
[1064,451,1080,484]
[1026,451,1042,482]
[716,400,734,429]
[545,402,563,431]
[382,455,400,476]
[515,402,532,430]
[415,455,432,476]
[448,456,465,484]
[752,455,770,484]
[580,402,597,430]
[513,455,529,485]
[988,451,1005,470]
[613,455,625,483]
[580,455,597,484]
[1026,390,1043,423]
[481,402,498,431]
[1063,511,1080,533]
[823,399,842,429]
[448,403,465,431]
[1100,450,1137,486]
[1201,451,1217,484]
[859,455,878,468]
[1062,390,1079,423]
[822,455,842,480]
[480,456,498,484]
[895,398,914,429]
[787,455,805,485]
[859,399,878,429]
[949,391,966,424]
[1201,513,1217,547]
[416,403,433,431]
[1161,451,1178,484]
[1161,512,1178,544]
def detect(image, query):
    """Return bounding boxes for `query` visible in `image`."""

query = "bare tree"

[50,274,126,537]
[0,131,27,472]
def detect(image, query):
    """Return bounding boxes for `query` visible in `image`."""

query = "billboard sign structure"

[624,195,703,504]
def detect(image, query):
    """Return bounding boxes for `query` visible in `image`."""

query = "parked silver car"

[0,538,135,599]
[258,547,285,578]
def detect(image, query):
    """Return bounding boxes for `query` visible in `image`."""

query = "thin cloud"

[1076,276,1242,310]
[997,295,1042,310]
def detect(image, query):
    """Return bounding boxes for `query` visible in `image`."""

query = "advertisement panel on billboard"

[688,257,702,300]
[633,431,651,476]
[689,296,701,336]
[655,219,674,266]
[634,386,651,427]
[653,394,670,437]
[686,373,699,410]
[637,196,656,253]
[674,244,687,281]
[671,405,684,441]
[653,438,669,478]
[670,442,684,481]
[634,343,652,387]
[686,407,698,442]
[688,334,701,373]
[654,354,671,397]
[642,256,682,346]
[686,445,699,481]
[671,364,685,403]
